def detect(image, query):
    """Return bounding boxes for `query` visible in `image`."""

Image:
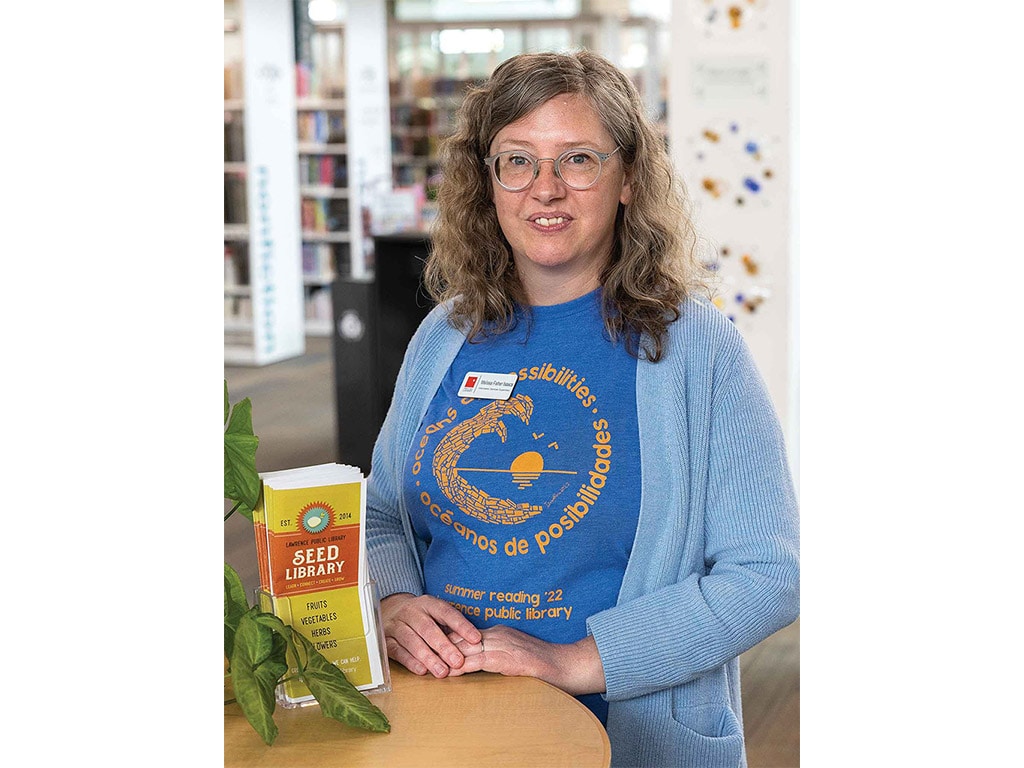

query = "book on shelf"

[320,155,335,186]
[302,242,334,281]
[224,62,243,101]
[253,462,389,705]
[301,199,315,231]
[315,199,328,231]
[295,62,312,99]
[224,175,247,225]
[224,117,245,163]
[298,111,336,144]
[301,199,330,232]
[300,155,339,187]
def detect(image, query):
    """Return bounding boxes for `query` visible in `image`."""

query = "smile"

[533,217,567,227]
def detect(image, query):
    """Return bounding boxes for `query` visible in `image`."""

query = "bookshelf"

[295,95,348,336]
[224,7,248,349]
[294,7,350,330]
[298,1,391,281]
[386,13,668,219]
[224,2,668,354]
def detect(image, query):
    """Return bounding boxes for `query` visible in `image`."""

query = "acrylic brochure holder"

[257,578,392,709]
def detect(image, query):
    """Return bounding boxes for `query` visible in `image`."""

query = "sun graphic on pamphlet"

[300,501,333,534]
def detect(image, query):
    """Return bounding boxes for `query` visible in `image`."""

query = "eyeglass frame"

[483,146,622,192]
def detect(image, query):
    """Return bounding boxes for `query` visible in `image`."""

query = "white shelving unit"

[223,0,307,365]
[224,0,335,354]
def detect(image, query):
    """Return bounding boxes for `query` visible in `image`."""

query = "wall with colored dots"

[669,0,796,457]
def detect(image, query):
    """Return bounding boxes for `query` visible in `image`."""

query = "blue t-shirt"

[402,289,640,723]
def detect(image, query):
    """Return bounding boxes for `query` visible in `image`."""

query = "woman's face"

[488,93,632,306]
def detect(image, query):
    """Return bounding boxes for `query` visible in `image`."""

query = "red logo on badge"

[464,375,478,389]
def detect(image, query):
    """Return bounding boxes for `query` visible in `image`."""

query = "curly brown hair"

[424,50,707,362]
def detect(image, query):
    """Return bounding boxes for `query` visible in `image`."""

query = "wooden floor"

[225,336,800,767]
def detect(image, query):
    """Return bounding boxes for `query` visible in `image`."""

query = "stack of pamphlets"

[253,462,389,705]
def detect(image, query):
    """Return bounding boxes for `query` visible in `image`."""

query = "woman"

[366,50,799,768]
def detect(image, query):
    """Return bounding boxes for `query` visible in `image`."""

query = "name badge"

[457,371,518,400]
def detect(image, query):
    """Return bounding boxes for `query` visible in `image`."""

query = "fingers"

[380,594,482,678]
[428,601,482,645]
[449,633,485,657]
[396,620,600,695]
[390,619,456,677]
[445,651,488,677]
[385,634,429,676]
[445,634,484,678]
[448,627,552,683]
[446,631,492,678]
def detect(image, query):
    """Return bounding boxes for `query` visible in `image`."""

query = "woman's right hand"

[380,593,483,678]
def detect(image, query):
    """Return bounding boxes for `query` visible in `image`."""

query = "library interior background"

[224,1,799,762]
[225,0,795,450]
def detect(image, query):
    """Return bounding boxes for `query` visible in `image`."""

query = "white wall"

[668,1,798,474]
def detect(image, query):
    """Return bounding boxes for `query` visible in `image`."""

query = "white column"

[242,0,305,363]
[345,0,393,280]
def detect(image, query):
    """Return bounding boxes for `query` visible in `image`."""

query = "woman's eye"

[508,154,531,166]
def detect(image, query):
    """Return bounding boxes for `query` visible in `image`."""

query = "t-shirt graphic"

[433,394,547,525]
[403,290,641,724]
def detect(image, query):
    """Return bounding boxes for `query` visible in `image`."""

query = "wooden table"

[225,664,611,768]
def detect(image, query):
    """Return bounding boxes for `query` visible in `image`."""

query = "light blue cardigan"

[366,296,800,768]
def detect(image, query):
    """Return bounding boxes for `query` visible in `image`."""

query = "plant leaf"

[230,609,289,745]
[224,563,251,660]
[224,395,260,518]
[253,611,293,636]
[292,631,391,733]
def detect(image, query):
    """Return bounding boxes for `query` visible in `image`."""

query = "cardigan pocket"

[668,697,745,768]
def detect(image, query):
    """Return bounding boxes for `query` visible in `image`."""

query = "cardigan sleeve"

[364,314,432,599]
[587,337,800,701]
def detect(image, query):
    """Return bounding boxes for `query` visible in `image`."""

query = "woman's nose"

[531,158,565,200]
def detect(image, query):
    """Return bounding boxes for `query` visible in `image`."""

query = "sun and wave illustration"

[458,449,577,490]
[432,394,576,525]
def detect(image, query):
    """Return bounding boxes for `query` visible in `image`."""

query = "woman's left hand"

[447,625,606,697]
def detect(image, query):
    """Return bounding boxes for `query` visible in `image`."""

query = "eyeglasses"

[483,146,621,192]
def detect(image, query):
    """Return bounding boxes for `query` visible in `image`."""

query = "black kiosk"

[331,233,434,472]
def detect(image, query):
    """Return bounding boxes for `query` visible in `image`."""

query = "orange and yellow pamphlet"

[253,463,388,703]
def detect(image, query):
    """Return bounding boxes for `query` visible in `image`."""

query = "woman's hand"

[380,593,483,678]
[447,625,606,697]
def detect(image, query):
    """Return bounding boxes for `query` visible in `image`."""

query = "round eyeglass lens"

[492,153,534,190]
[557,150,602,188]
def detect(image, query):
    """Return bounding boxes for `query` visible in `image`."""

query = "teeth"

[535,217,565,226]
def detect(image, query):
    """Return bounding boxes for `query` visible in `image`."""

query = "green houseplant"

[223,381,390,744]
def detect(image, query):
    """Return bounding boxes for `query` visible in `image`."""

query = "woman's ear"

[619,172,633,206]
